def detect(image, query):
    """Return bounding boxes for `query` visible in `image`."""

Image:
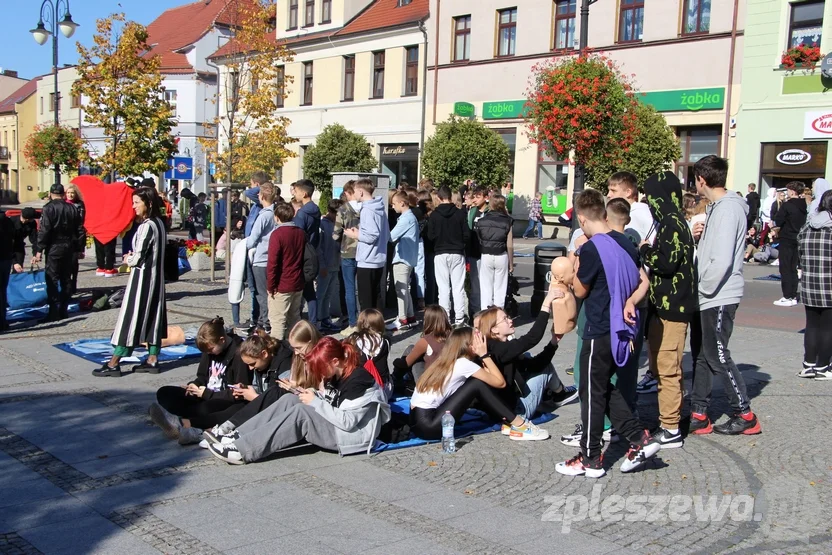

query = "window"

[288,0,298,29]
[676,127,721,191]
[405,46,419,96]
[554,0,576,50]
[618,0,644,43]
[304,0,315,27]
[321,0,331,23]
[164,90,177,117]
[40,96,43,115]
[49,92,56,112]
[70,93,81,108]
[226,72,239,112]
[496,129,517,182]
[343,56,355,101]
[3,132,6,147]
[789,0,824,48]
[497,8,517,57]
[682,0,710,35]
[372,51,385,99]
[12,130,15,150]
[398,0,413,5]
[453,15,472,62]
[276,66,285,108]
[303,62,313,105]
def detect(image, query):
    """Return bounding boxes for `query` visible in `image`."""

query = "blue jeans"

[341,258,358,326]
[246,258,260,323]
[522,219,543,239]
[317,269,339,324]
[515,363,562,420]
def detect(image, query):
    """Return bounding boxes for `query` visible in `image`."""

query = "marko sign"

[775,149,812,165]
[804,110,832,139]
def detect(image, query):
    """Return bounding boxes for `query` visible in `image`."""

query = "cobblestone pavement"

[0,255,829,554]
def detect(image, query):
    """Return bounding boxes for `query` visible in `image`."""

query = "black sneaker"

[92,363,121,378]
[620,430,661,473]
[207,441,245,465]
[713,412,762,435]
[649,427,683,449]
[133,361,160,374]
[548,385,579,408]
[560,423,583,446]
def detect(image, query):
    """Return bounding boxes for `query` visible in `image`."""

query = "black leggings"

[228,386,289,428]
[157,386,246,430]
[804,306,832,368]
[410,378,516,440]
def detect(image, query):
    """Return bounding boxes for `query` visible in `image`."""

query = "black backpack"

[303,242,319,283]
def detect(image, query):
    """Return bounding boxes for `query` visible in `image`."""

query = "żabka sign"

[804,110,832,138]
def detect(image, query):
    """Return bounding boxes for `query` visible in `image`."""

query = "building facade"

[0,78,40,202]
[426,0,744,217]
[0,71,29,104]
[35,66,81,191]
[734,0,830,198]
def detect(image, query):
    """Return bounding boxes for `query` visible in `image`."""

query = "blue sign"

[209,163,216,176]
[165,157,194,180]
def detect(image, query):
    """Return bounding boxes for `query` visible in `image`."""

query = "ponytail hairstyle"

[304,337,360,384]
[196,317,226,352]
[415,327,475,394]
[239,328,279,365]
[288,320,322,388]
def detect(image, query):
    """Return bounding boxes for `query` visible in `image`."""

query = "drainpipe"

[418,20,428,180]
[723,0,740,159]
[431,0,441,126]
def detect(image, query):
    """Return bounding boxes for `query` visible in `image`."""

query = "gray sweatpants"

[235,394,338,462]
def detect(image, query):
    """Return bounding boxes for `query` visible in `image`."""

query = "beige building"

[0,70,29,104]
[427,0,745,217]
[35,66,81,191]
[0,78,40,203]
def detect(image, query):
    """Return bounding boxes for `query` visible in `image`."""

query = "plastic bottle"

[441,411,456,454]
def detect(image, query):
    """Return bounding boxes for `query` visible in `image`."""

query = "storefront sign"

[639,88,725,112]
[775,148,812,165]
[482,100,529,120]
[454,102,475,118]
[761,142,828,173]
[164,157,193,180]
[379,144,419,160]
[804,110,832,138]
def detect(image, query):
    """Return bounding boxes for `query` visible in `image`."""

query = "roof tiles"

[0,78,40,115]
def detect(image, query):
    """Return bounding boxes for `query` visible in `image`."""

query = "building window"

[495,129,517,182]
[276,66,285,108]
[789,0,824,48]
[3,132,7,148]
[304,0,315,27]
[303,62,313,105]
[164,90,177,118]
[676,127,721,191]
[453,15,472,62]
[226,72,239,112]
[372,51,385,99]
[12,130,15,150]
[321,0,331,23]
[404,46,419,96]
[682,0,710,35]
[398,0,413,5]
[343,56,355,101]
[618,0,644,43]
[497,8,517,57]
[49,92,56,112]
[70,93,81,108]
[40,97,43,115]
[288,0,298,29]
[554,0,577,50]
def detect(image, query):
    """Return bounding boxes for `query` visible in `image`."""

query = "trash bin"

[164,240,180,282]
[531,241,567,315]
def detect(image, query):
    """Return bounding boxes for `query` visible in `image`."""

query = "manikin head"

[550,257,574,286]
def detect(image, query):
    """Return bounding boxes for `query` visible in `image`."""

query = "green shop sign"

[639,88,725,112]
[483,100,529,120]
[454,102,475,118]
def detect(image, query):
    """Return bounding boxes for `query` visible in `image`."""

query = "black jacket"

[190,335,252,401]
[774,197,808,242]
[746,192,760,220]
[252,340,294,394]
[12,218,39,265]
[37,198,84,253]
[476,211,513,256]
[639,173,698,322]
[427,203,469,255]
[0,212,14,261]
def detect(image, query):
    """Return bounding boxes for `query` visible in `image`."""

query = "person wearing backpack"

[267,203,307,340]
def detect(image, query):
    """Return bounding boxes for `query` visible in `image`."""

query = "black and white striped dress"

[111,217,168,347]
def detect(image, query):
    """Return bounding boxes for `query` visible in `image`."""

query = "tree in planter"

[23,125,82,177]
[74,13,177,178]
[421,116,511,188]
[201,0,296,183]
[302,123,377,210]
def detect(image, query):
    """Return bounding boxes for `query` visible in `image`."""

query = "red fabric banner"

[71,175,135,244]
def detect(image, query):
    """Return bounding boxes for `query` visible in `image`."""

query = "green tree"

[421,116,510,188]
[303,123,377,206]
[74,13,177,178]
[23,125,82,175]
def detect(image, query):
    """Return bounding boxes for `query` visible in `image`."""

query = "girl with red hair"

[207,337,391,464]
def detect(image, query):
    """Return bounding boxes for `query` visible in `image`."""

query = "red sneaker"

[95,268,106,277]
[689,412,713,435]
[103,269,118,278]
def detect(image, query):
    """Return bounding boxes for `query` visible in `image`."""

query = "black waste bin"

[531,241,567,315]
[164,240,180,283]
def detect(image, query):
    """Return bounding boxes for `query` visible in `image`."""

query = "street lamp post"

[571,0,596,231]
[30,0,78,186]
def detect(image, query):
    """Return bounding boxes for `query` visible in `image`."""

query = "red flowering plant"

[781,43,822,70]
[524,54,642,189]
[23,124,83,174]
[185,240,212,257]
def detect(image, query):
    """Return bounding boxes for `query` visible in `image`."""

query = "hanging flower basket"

[781,44,822,70]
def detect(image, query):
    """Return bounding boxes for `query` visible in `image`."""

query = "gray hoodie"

[698,192,749,311]
[308,382,391,455]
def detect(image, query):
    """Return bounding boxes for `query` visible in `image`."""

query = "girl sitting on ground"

[204,321,321,443]
[410,327,547,441]
[392,305,451,394]
[347,309,392,396]
[207,337,391,465]
[149,318,251,445]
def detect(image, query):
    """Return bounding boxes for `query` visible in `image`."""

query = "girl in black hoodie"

[150,318,251,445]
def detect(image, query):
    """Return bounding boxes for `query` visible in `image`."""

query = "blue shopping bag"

[178,247,191,275]
[7,268,53,310]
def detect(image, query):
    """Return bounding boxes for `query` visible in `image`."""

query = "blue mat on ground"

[55,337,202,365]
[753,274,781,281]
[7,303,80,323]
[372,397,556,452]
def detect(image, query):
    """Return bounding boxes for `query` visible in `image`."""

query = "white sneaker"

[208,441,245,465]
[509,420,550,441]
[198,439,210,449]
[602,428,620,443]
[773,297,797,307]
[148,403,181,440]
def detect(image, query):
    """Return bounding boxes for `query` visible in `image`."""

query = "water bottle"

[441,411,456,454]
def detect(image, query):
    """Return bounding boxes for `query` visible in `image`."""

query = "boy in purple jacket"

[556,189,658,479]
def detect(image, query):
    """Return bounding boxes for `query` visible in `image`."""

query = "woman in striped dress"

[93,187,168,377]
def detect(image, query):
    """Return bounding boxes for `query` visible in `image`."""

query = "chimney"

[1,69,18,78]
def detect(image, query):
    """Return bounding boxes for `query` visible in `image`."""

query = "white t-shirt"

[627,202,657,245]
[410,358,481,410]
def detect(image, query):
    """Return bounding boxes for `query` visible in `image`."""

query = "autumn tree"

[74,13,176,178]
[23,125,83,176]
[303,123,377,209]
[202,0,296,183]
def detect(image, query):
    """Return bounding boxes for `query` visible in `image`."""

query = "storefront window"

[380,144,419,189]
[537,146,568,215]
[759,141,828,198]
[676,126,721,191]
[494,128,517,183]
